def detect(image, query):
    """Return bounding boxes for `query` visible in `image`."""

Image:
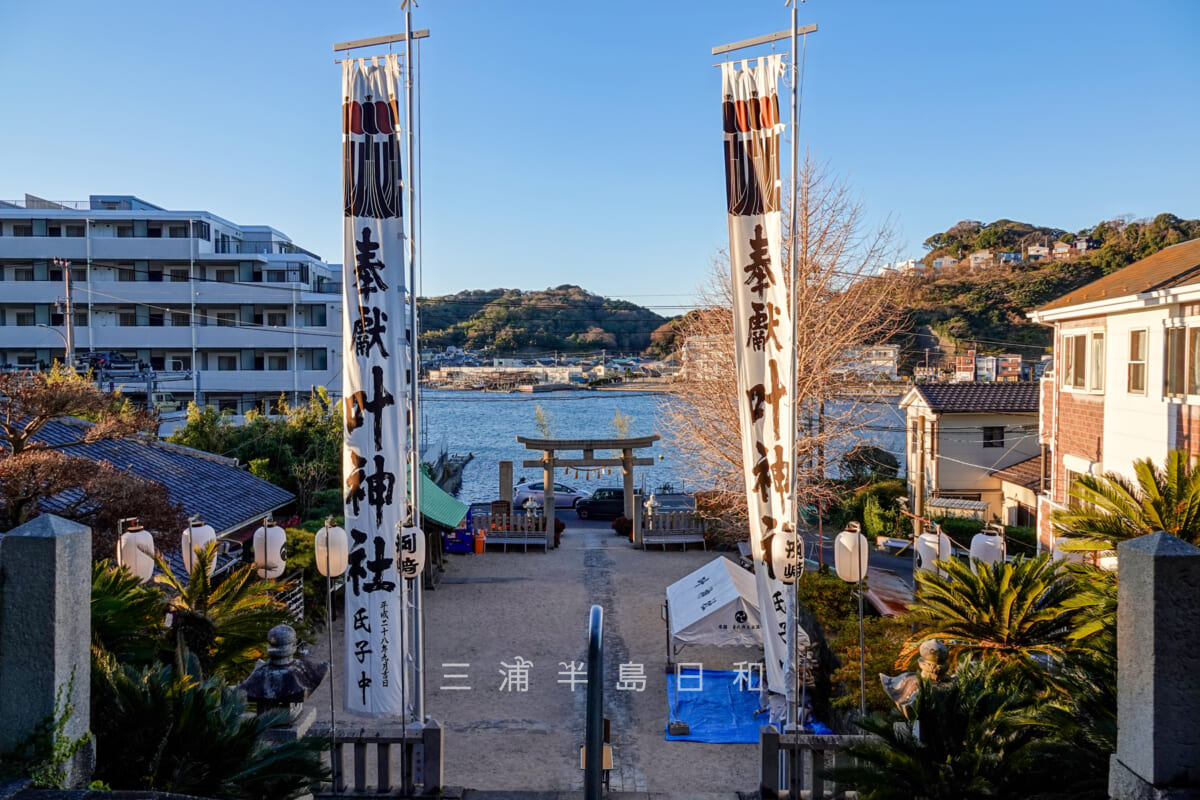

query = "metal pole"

[403,0,425,725]
[324,519,339,792]
[60,259,75,365]
[785,0,801,734]
[585,604,604,800]
[857,575,866,718]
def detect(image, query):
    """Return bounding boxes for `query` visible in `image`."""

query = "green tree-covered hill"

[890,213,1200,367]
[418,285,667,354]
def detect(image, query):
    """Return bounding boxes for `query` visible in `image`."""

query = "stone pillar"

[498,460,513,506]
[1110,532,1200,799]
[0,514,94,787]
[542,452,556,549]
[631,496,643,547]
[622,449,635,520]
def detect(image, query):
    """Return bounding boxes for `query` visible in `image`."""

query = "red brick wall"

[1175,404,1200,458]
[1053,390,1104,506]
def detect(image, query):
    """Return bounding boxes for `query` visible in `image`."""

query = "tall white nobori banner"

[342,53,408,717]
[721,55,798,695]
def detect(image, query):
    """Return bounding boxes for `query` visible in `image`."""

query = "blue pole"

[585,604,604,800]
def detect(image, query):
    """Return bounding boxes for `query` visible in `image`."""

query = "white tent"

[665,557,763,658]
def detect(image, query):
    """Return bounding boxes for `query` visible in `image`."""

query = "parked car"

[512,480,588,509]
[575,487,625,520]
[77,351,138,373]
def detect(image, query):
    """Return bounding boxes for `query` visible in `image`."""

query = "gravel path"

[306,513,757,795]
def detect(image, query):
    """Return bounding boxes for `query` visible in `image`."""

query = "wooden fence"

[640,510,706,550]
[471,512,549,552]
[760,727,871,799]
[309,721,442,798]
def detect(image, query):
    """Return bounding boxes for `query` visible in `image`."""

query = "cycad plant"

[153,543,293,680]
[899,554,1083,670]
[1052,448,1200,554]
[825,658,1042,800]
[91,650,327,799]
[91,560,167,667]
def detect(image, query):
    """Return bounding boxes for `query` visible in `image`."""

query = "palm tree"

[899,554,1084,670]
[153,543,293,680]
[91,560,167,667]
[825,658,1044,800]
[1052,448,1200,554]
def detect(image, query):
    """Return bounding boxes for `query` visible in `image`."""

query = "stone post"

[622,449,635,521]
[542,452,556,549]
[498,460,513,506]
[1109,532,1200,799]
[0,514,94,787]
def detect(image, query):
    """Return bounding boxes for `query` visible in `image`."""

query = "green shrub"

[1004,524,1037,554]
[862,494,898,540]
[935,516,985,546]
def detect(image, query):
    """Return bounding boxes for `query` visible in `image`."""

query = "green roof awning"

[419,470,468,530]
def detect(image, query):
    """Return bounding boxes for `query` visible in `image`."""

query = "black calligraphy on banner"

[746,300,782,352]
[354,227,390,299]
[742,225,774,297]
[352,307,390,358]
[746,359,786,438]
[347,452,397,527]
[752,441,789,503]
[346,365,395,451]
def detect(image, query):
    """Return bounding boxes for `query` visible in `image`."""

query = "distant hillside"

[418,285,667,354]
[889,213,1200,369]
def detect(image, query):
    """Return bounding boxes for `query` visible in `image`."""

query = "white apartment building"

[0,194,342,414]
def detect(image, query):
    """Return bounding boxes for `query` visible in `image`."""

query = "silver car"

[512,480,588,509]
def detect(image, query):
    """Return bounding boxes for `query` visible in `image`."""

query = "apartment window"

[148,269,163,282]
[13,225,33,237]
[167,354,191,371]
[312,348,328,370]
[215,311,237,327]
[169,225,188,238]
[214,269,235,283]
[309,304,327,327]
[14,310,34,327]
[983,426,1005,448]
[216,355,238,371]
[265,270,286,283]
[65,224,85,238]
[116,225,133,238]
[117,268,136,281]
[13,268,33,281]
[47,226,62,237]
[147,225,163,238]
[1166,327,1187,396]
[148,312,164,327]
[217,397,239,412]
[266,354,289,371]
[265,311,287,327]
[169,268,189,282]
[1088,332,1104,390]
[118,310,138,327]
[74,311,88,328]
[194,221,210,240]
[71,268,86,283]
[171,311,190,327]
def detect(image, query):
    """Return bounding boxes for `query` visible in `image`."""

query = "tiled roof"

[989,453,1044,491]
[30,417,294,536]
[1036,239,1200,312]
[910,382,1040,414]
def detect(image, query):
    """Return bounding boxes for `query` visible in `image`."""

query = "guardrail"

[309,721,442,798]
[760,728,871,799]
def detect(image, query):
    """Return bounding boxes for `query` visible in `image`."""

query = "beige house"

[900,383,1041,522]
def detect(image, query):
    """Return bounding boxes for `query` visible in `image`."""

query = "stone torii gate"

[515,435,660,533]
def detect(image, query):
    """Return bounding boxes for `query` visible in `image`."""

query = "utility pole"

[52,258,74,365]
[912,418,925,556]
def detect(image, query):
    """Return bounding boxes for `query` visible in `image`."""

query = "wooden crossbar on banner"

[333,30,430,62]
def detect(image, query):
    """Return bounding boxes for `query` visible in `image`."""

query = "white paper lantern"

[181,521,217,575]
[1052,536,1085,564]
[969,530,1006,570]
[117,523,155,583]
[252,520,287,579]
[834,522,869,583]
[398,525,426,581]
[315,524,349,577]
[915,528,952,574]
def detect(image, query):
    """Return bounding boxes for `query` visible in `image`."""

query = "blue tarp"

[665,668,767,743]
[664,668,835,743]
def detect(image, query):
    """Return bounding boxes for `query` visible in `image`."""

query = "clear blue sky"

[2,1,1197,314]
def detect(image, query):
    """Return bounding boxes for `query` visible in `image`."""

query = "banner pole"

[785,0,801,734]
[404,0,426,727]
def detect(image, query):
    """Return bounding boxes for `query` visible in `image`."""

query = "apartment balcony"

[0,238,91,260]
[197,369,334,394]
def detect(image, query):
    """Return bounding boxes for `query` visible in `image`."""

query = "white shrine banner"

[342,53,408,717]
[722,55,798,695]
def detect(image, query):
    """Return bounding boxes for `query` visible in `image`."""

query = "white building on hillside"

[0,194,342,414]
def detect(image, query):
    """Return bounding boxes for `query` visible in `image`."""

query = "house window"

[983,426,1005,448]
[1189,329,1200,395]
[216,355,238,371]
[1166,327,1187,396]
[1089,332,1104,391]
[1062,333,1087,389]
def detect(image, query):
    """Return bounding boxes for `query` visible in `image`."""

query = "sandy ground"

[306,513,757,796]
